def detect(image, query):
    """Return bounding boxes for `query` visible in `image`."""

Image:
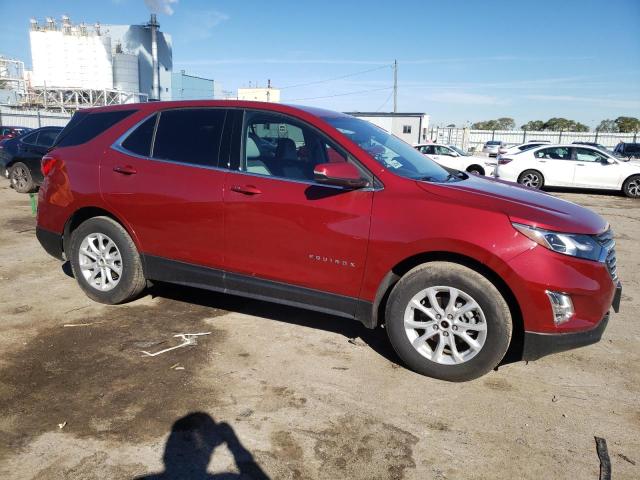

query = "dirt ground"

[0,182,638,480]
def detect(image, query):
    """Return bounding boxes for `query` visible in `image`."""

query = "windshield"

[321,115,455,182]
[449,145,470,156]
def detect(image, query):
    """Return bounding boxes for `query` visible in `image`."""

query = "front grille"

[595,229,618,282]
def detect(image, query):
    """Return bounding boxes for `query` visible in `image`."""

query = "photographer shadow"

[135,412,270,480]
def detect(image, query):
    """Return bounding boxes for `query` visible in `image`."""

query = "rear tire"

[518,169,544,189]
[385,262,512,382]
[622,175,640,198]
[69,216,146,304]
[467,165,484,175]
[9,162,35,193]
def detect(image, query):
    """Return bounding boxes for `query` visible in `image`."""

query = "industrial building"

[171,71,214,100]
[237,82,281,103]
[347,112,430,144]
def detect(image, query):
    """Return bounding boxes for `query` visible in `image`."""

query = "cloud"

[144,0,178,15]
[524,94,640,109]
[422,91,506,106]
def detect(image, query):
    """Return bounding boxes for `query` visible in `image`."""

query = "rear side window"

[56,110,135,148]
[152,109,226,166]
[121,114,157,157]
[20,132,39,145]
[36,130,60,147]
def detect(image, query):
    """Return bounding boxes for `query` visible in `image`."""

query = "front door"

[532,146,575,186]
[223,110,373,302]
[572,147,621,189]
[102,108,228,269]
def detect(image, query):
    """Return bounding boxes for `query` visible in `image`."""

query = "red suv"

[36,101,621,381]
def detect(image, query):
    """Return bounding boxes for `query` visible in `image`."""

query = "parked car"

[0,126,63,193]
[414,143,495,175]
[613,142,640,160]
[497,144,640,197]
[482,140,506,157]
[498,141,551,157]
[0,126,31,142]
[36,102,621,381]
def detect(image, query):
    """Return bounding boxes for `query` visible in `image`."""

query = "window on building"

[152,108,226,166]
[403,125,412,134]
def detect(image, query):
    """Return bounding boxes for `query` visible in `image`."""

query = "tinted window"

[36,129,60,147]
[56,110,135,147]
[152,109,226,166]
[20,132,39,145]
[122,114,157,157]
[625,143,640,154]
[435,145,452,155]
[244,112,347,181]
[534,147,571,160]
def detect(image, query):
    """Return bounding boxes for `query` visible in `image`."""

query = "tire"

[9,162,35,193]
[622,175,640,198]
[69,216,146,304]
[385,262,512,382]
[517,169,544,189]
[467,165,484,176]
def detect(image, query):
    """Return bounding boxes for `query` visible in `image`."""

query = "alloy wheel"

[10,165,29,191]
[78,232,123,291]
[627,178,640,197]
[520,172,541,188]
[403,286,487,365]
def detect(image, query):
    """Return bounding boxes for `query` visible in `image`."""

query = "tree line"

[471,116,640,132]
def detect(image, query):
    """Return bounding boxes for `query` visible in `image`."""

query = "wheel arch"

[368,250,524,362]
[62,206,142,260]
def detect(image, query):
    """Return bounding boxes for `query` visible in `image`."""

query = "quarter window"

[122,114,157,157]
[534,147,571,160]
[152,109,226,166]
[244,112,347,181]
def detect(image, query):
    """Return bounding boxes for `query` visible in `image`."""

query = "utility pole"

[393,59,398,113]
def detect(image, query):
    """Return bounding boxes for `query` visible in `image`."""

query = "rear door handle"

[113,165,137,175]
[231,185,262,195]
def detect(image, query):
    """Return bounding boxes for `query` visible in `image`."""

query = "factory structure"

[0,14,215,112]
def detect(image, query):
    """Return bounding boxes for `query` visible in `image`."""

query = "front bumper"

[36,226,64,261]
[522,312,609,361]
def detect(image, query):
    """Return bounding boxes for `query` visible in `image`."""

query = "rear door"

[572,147,622,189]
[532,146,575,186]
[223,110,373,303]
[102,108,228,269]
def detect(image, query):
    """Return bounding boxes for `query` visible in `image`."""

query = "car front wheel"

[69,216,146,304]
[385,262,512,382]
[622,175,640,198]
[518,169,544,189]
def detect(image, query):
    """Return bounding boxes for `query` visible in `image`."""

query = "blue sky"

[1,0,639,127]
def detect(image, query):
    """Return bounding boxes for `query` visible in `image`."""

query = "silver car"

[482,140,505,157]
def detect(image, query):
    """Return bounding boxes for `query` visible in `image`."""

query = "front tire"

[9,162,35,193]
[385,262,512,382]
[518,169,544,189]
[467,165,484,175]
[69,216,146,304]
[622,175,640,198]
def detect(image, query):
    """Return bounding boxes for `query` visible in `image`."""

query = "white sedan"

[497,144,640,198]
[415,144,496,176]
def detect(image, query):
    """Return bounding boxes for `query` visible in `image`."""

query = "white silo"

[113,53,140,94]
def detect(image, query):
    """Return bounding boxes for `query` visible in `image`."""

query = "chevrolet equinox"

[36,101,622,381]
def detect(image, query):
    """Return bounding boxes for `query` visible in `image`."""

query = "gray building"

[171,71,214,100]
[346,112,430,145]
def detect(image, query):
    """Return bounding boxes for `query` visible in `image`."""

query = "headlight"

[512,222,602,261]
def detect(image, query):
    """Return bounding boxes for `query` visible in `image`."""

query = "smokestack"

[147,13,160,100]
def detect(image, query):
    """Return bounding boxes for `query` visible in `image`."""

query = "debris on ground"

[618,453,636,466]
[237,408,254,419]
[595,436,612,480]
[347,337,366,347]
[57,421,66,429]
[63,322,101,327]
[141,332,211,357]
[170,363,185,371]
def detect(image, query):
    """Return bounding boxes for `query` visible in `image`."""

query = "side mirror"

[601,158,614,165]
[314,162,369,189]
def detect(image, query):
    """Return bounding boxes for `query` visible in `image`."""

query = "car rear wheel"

[9,162,35,193]
[467,165,484,175]
[385,262,512,382]
[622,175,640,198]
[518,169,544,189]
[69,216,146,304]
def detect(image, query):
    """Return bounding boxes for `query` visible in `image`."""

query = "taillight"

[498,157,513,165]
[41,155,58,176]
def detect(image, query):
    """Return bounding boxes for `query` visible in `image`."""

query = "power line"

[286,86,393,102]
[279,64,392,90]
[375,89,394,112]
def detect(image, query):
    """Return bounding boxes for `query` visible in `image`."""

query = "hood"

[416,175,608,235]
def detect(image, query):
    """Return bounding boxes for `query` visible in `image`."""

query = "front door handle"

[231,185,262,195]
[113,165,137,175]
[576,163,584,166]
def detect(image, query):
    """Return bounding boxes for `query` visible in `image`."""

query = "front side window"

[321,115,453,182]
[535,147,571,160]
[435,145,453,155]
[575,148,608,163]
[153,109,226,166]
[243,112,347,182]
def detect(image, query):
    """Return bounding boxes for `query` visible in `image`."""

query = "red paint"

[37,101,617,337]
